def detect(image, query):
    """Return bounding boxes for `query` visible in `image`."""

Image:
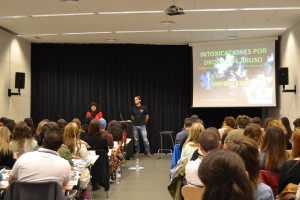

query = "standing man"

[131,96,151,158]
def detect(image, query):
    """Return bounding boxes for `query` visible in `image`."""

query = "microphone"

[120,113,124,121]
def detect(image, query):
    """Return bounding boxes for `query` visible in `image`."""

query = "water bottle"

[116,166,121,184]
[135,157,140,171]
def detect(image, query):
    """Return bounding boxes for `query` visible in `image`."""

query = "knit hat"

[99,118,107,129]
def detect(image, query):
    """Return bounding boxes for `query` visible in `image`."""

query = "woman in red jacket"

[86,102,103,119]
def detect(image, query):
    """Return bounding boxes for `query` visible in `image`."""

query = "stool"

[157,131,174,154]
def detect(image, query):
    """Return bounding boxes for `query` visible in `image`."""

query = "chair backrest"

[260,170,279,197]
[181,185,204,200]
[4,181,65,200]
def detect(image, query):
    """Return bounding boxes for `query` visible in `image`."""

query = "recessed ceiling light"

[60,0,79,5]
[105,39,118,42]
[160,21,176,25]
[228,36,239,39]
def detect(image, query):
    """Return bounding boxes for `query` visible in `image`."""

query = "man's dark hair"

[198,130,219,152]
[190,115,199,122]
[85,116,94,125]
[57,119,67,134]
[184,118,193,128]
[251,117,262,126]
[293,118,300,129]
[236,115,251,129]
[43,125,63,151]
[134,96,141,100]
[206,127,220,141]
[40,122,60,146]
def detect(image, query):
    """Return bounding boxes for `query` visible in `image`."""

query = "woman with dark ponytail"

[86,102,103,119]
[198,149,254,200]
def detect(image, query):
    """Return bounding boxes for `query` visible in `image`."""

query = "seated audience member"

[293,118,300,130]
[227,136,274,200]
[262,118,274,131]
[224,115,251,145]
[107,120,123,143]
[175,118,193,144]
[8,128,71,187]
[244,123,264,149]
[33,120,48,146]
[24,118,36,136]
[251,117,262,126]
[198,149,254,200]
[72,118,87,139]
[57,119,67,135]
[4,119,16,134]
[185,130,220,187]
[220,116,236,144]
[85,119,108,152]
[218,116,236,138]
[84,119,108,191]
[181,123,205,159]
[259,126,288,172]
[9,121,37,156]
[281,117,293,150]
[0,127,16,169]
[99,118,114,149]
[39,122,73,166]
[64,122,91,190]
[82,116,93,134]
[266,120,290,150]
[277,129,300,195]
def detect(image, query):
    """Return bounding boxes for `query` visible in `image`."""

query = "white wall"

[266,20,300,128]
[0,30,31,122]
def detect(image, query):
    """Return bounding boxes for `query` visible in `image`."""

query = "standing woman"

[64,122,91,190]
[86,102,103,119]
[0,127,16,169]
[9,121,37,157]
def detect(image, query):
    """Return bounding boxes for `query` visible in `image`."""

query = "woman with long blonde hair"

[0,127,16,168]
[64,122,91,190]
[10,121,37,156]
[181,122,205,158]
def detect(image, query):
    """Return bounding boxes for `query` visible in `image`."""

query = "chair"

[3,181,68,200]
[157,131,174,154]
[259,170,279,197]
[181,185,204,200]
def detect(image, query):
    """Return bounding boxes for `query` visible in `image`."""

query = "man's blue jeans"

[133,125,150,154]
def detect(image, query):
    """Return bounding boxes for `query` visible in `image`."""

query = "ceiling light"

[16,27,286,38]
[228,36,239,39]
[105,39,118,42]
[116,30,169,33]
[1,7,300,19]
[60,0,79,5]
[160,21,176,25]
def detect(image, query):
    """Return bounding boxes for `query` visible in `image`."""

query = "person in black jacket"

[83,119,108,191]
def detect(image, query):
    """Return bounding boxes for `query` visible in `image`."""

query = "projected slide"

[192,41,276,107]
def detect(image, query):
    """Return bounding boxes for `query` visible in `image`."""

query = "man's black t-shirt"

[131,105,148,126]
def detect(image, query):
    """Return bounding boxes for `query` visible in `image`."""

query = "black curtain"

[31,43,262,153]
